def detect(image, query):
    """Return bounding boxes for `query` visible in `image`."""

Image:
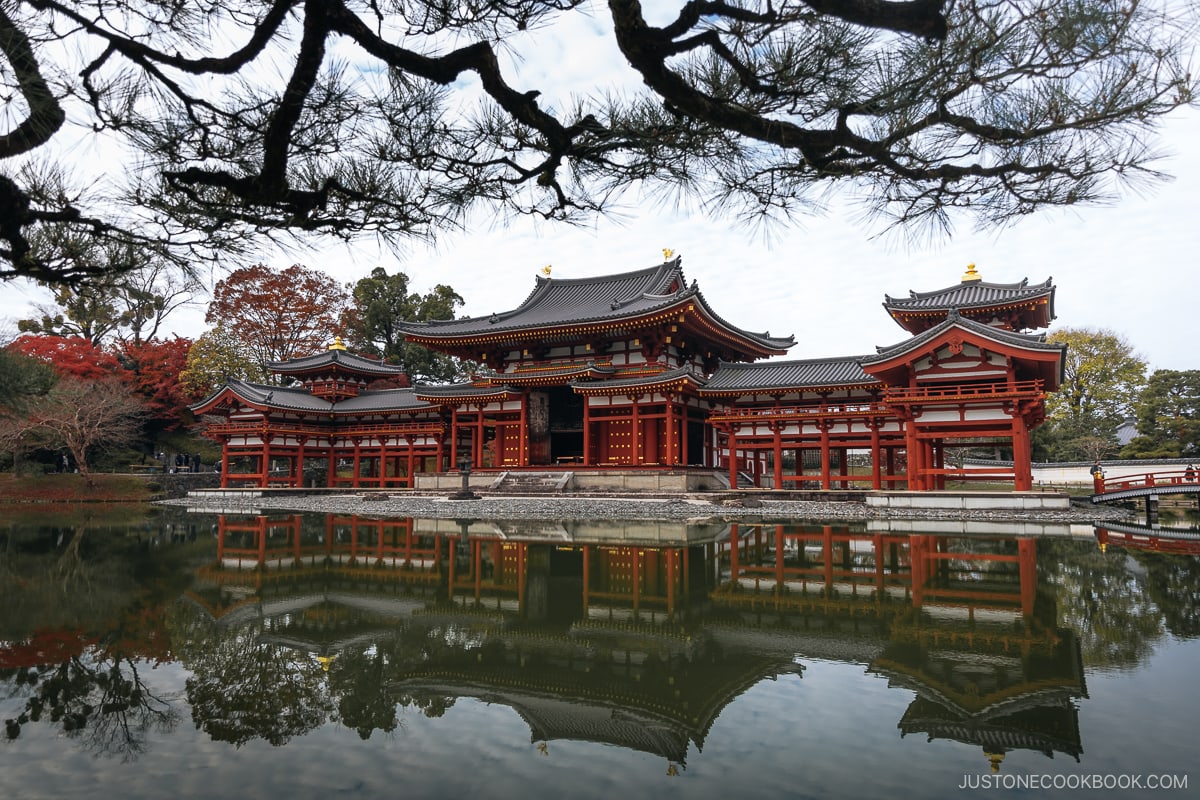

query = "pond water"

[1,507,1197,800]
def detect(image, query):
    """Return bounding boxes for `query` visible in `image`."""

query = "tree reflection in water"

[4,652,178,760]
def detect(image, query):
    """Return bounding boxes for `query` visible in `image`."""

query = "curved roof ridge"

[884,276,1053,305]
[443,258,685,327]
[865,314,1060,362]
[689,288,796,350]
[716,354,870,370]
[269,348,406,376]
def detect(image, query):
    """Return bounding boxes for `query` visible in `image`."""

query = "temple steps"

[489,471,573,494]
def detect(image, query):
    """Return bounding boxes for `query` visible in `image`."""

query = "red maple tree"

[117,336,195,430]
[8,334,121,380]
[206,263,348,375]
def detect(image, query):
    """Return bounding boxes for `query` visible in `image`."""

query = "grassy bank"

[0,473,157,505]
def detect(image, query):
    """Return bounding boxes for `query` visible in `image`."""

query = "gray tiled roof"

[883,277,1053,312]
[570,366,703,392]
[202,379,336,413]
[862,312,1066,364]
[333,389,437,414]
[394,259,794,352]
[702,357,877,393]
[412,381,520,399]
[192,380,436,415]
[269,349,406,376]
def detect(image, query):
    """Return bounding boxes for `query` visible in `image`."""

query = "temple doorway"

[529,386,585,465]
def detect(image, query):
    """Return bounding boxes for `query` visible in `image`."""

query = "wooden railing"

[884,379,1044,403]
[709,401,890,422]
[205,420,445,438]
[1095,469,1200,494]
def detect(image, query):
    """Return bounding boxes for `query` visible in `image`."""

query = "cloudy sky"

[2,4,1197,371]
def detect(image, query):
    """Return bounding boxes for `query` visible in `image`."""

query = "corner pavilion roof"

[394,258,795,357]
[190,379,437,416]
[860,312,1067,388]
[883,270,1054,333]
[268,348,407,379]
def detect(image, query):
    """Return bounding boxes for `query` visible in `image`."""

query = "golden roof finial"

[662,248,674,260]
[328,336,347,351]
[962,263,981,283]
[541,264,552,276]
[985,749,1005,774]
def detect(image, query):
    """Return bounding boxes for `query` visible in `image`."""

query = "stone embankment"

[166,491,1135,523]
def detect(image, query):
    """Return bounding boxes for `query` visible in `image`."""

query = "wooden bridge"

[1090,468,1200,504]
[1094,521,1200,555]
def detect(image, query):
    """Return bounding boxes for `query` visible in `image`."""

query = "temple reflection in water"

[184,514,1088,773]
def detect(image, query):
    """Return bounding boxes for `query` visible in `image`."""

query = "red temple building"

[192,258,1064,491]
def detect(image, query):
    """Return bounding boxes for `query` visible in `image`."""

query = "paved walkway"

[166,491,1133,523]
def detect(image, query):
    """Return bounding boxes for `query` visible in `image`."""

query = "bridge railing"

[1094,469,1200,494]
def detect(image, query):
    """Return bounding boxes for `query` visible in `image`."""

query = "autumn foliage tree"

[1035,327,1147,461]
[179,327,265,399]
[205,264,348,379]
[8,335,122,381]
[116,337,194,433]
[22,377,145,486]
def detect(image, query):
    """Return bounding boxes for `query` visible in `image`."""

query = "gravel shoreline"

[163,492,1136,524]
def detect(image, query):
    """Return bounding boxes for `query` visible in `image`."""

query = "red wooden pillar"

[665,396,676,466]
[905,424,922,490]
[352,440,362,488]
[294,438,305,488]
[819,425,831,490]
[260,434,271,488]
[933,441,945,490]
[1012,417,1032,490]
[631,396,641,466]
[220,444,230,488]
[436,426,445,473]
[772,423,783,490]
[581,397,591,466]
[406,439,416,489]
[869,423,882,490]
[521,393,530,466]
[680,403,689,466]
[475,405,485,468]
[661,398,672,466]
[728,429,738,488]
